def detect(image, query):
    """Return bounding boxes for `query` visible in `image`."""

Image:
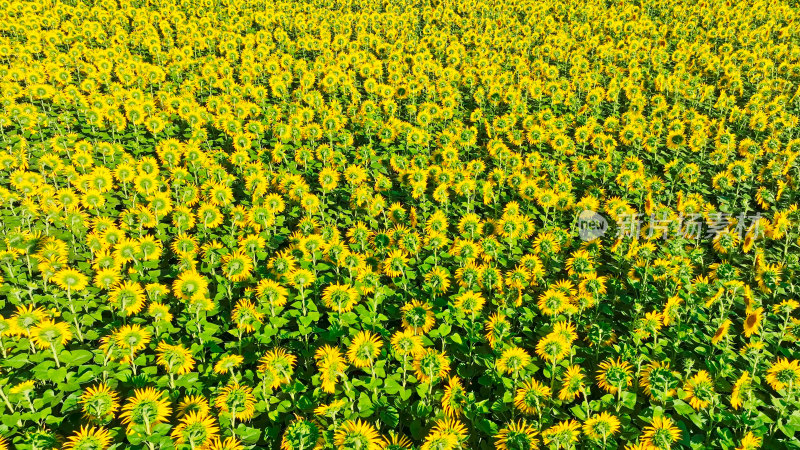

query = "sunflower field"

[2,0,800,448]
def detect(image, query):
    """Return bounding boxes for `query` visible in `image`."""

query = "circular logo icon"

[577,210,608,242]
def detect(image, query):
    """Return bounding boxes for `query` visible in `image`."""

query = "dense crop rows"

[1,0,800,448]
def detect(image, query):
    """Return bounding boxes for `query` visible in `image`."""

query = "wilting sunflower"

[120,387,172,434]
[495,420,539,450]
[63,426,112,450]
[333,419,381,450]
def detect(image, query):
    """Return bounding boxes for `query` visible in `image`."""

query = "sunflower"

[176,395,211,418]
[441,376,468,418]
[108,280,147,316]
[453,290,485,316]
[683,370,715,410]
[496,346,532,377]
[208,437,245,450]
[639,361,680,401]
[29,319,72,357]
[541,420,581,449]
[256,279,289,311]
[347,331,383,368]
[280,417,325,450]
[9,304,48,337]
[120,387,172,433]
[63,426,112,450]
[711,319,732,345]
[222,250,254,282]
[52,268,89,293]
[766,358,800,393]
[80,383,119,423]
[156,341,195,375]
[258,348,297,389]
[232,299,264,333]
[514,379,552,415]
[314,398,348,419]
[214,354,244,375]
[743,307,764,338]
[322,283,360,313]
[485,313,511,349]
[535,334,571,364]
[400,300,436,334]
[334,419,381,450]
[215,382,256,422]
[381,432,413,450]
[597,358,633,394]
[171,411,219,449]
[641,416,681,449]
[390,329,425,357]
[730,371,752,410]
[736,432,762,450]
[413,349,451,383]
[583,412,621,443]
[559,365,586,401]
[172,270,209,300]
[495,420,539,450]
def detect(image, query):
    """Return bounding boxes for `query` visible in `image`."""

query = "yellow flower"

[683,370,715,410]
